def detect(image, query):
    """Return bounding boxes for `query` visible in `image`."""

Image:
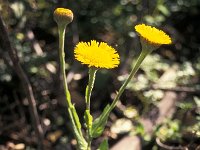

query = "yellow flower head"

[74,40,120,69]
[135,24,172,45]
[54,8,73,26]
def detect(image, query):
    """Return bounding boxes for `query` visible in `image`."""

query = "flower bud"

[54,8,73,27]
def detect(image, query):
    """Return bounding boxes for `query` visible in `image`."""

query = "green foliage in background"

[0,0,200,149]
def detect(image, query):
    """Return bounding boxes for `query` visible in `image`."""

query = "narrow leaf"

[67,108,88,150]
[91,104,110,138]
[97,139,109,150]
[85,85,89,103]
[70,105,82,131]
[66,90,71,101]
[84,109,93,129]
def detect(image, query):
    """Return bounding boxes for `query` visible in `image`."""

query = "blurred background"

[0,0,200,149]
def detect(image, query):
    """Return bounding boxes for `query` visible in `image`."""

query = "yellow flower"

[135,24,172,45]
[74,40,120,69]
[54,8,73,26]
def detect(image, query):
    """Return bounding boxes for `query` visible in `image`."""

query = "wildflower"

[74,40,120,69]
[135,24,172,45]
[54,8,73,27]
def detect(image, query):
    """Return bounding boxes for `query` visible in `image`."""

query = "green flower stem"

[85,67,97,150]
[90,48,153,139]
[86,68,97,111]
[109,48,152,111]
[58,25,71,107]
[86,140,91,150]
[58,25,87,149]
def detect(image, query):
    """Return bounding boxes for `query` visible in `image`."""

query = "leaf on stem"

[70,105,82,132]
[85,85,89,103]
[68,107,88,150]
[66,90,71,102]
[84,109,93,134]
[91,104,111,138]
[97,139,109,150]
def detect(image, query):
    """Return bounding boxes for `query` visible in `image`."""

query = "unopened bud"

[54,8,73,27]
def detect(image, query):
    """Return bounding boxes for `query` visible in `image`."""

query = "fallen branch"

[0,16,44,149]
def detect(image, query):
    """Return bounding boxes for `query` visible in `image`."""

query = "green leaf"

[91,104,110,138]
[85,85,89,103]
[67,107,88,150]
[97,139,109,150]
[157,4,170,16]
[135,122,145,135]
[70,105,82,132]
[66,90,71,101]
[84,109,93,130]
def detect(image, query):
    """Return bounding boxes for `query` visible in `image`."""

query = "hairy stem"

[110,49,152,110]
[58,25,86,149]
[85,67,97,150]
[85,68,97,110]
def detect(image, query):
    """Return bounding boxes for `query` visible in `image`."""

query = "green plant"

[54,8,172,150]
[156,119,182,142]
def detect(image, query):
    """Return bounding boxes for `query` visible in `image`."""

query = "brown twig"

[0,16,44,149]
